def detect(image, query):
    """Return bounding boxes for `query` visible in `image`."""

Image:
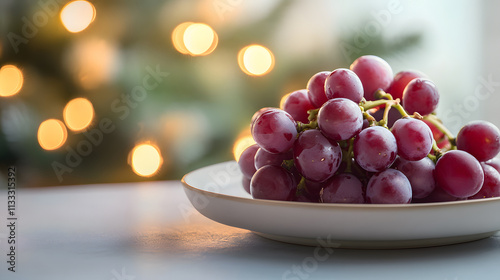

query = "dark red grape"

[393,157,435,199]
[456,120,500,162]
[282,89,315,123]
[366,169,412,204]
[434,150,484,198]
[242,176,251,194]
[350,55,393,101]
[293,129,342,182]
[391,118,433,161]
[237,144,259,179]
[251,109,297,154]
[417,185,463,203]
[250,165,295,201]
[470,163,500,199]
[254,148,292,169]
[485,157,500,173]
[307,71,330,108]
[354,126,397,172]
[321,173,364,204]
[324,68,364,103]
[402,78,439,116]
[251,107,277,129]
[387,71,424,101]
[317,98,363,141]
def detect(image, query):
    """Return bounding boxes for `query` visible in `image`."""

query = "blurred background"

[0,0,497,187]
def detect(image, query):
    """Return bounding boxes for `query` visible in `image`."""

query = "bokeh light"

[233,132,256,162]
[130,143,163,177]
[238,45,275,76]
[172,22,218,56]
[37,119,68,150]
[60,1,96,33]
[63,98,94,131]
[0,65,23,97]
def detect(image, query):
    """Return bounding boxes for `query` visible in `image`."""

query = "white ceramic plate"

[182,161,500,249]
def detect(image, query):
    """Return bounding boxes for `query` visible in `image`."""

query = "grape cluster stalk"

[238,55,500,204]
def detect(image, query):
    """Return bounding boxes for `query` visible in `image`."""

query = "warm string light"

[60,1,96,33]
[63,98,95,131]
[172,22,218,56]
[129,143,163,177]
[0,65,23,97]
[238,45,275,76]
[37,119,68,150]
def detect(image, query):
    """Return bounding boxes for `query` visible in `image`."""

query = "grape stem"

[423,114,456,146]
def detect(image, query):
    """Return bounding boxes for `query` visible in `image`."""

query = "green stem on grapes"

[307,108,319,122]
[282,159,295,171]
[392,102,410,118]
[297,120,318,132]
[295,176,307,196]
[374,89,393,100]
[423,114,456,146]
[360,99,388,111]
[379,102,394,128]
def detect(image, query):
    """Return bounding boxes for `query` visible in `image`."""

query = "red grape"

[321,173,365,203]
[307,71,330,108]
[317,98,363,141]
[366,169,412,204]
[485,157,500,173]
[282,89,315,124]
[387,71,424,101]
[251,109,297,154]
[250,165,295,201]
[418,185,463,203]
[354,126,397,172]
[350,55,393,101]
[393,157,435,199]
[324,68,364,103]
[456,120,500,162]
[402,78,439,116]
[434,150,484,198]
[242,176,251,194]
[237,144,259,179]
[293,129,342,182]
[470,163,500,199]
[391,118,433,161]
[254,148,292,169]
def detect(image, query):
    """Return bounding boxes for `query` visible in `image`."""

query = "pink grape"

[387,71,424,101]
[307,71,330,108]
[470,163,500,199]
[293,129,342,182]
[283,89,315,123]
[456,120,500,162]
[321,173,365,204]
[237,144,259,179]
[391,118,433,161]
[350,55,393,101]
[324,68,364,103]
[317,98,363,141]
[354,126,397,172]
[434,150,484,198]
[251,165,295,201]
[393,157,435,199]
[366,169,412,204]
[251,109,297,154]
[402,78,439,116]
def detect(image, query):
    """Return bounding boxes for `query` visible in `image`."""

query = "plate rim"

[181,160,500,210]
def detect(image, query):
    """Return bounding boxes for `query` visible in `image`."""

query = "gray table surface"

[1,181,500,280]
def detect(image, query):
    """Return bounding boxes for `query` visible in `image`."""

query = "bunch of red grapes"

[238,55,500,204]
